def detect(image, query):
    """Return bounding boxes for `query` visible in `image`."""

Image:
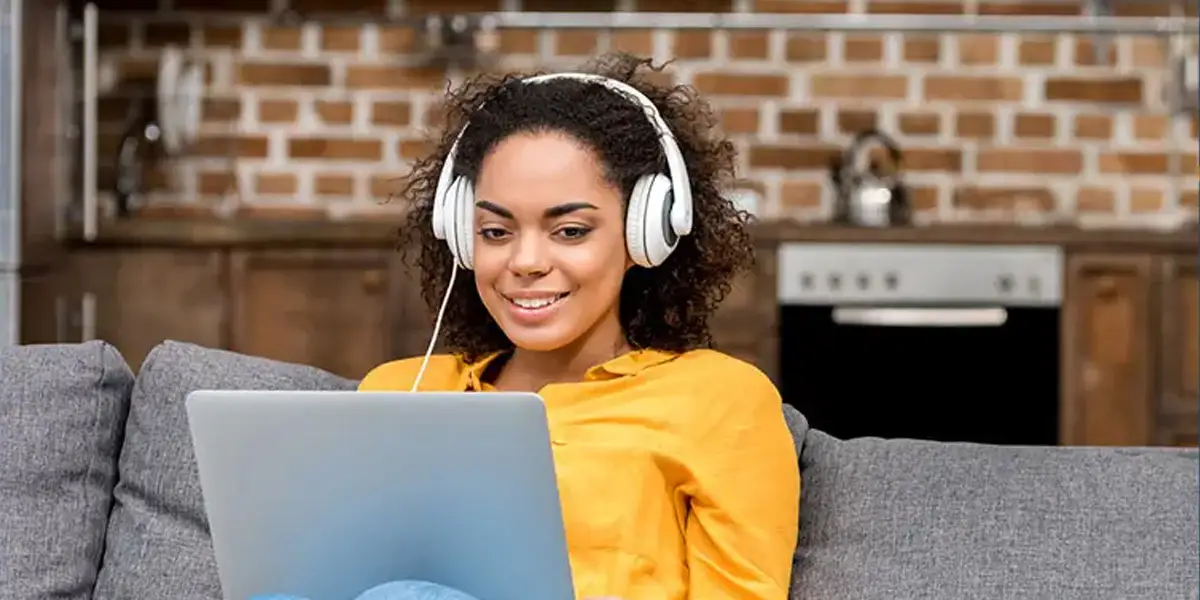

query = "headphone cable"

[410,263,458,392]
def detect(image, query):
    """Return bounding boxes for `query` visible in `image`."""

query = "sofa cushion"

[92,341,357,600]
[793,430,1199,600]
[780,405,809,599]
[0,342,134,600]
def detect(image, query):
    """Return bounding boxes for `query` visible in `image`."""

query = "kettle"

[113,93,163,217]
[828,129,911,227]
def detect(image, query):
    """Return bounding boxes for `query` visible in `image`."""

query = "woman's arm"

[682,365,801,599]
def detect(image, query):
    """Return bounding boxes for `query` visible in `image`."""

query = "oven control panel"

[777,243,1064,306]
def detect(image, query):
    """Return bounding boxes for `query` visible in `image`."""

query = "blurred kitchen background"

[1,0,1197,447]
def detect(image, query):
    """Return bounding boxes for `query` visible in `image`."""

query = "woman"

[261,52,799,600]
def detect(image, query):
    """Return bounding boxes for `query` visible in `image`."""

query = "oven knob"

[856,273,870,290]
[828,273,842,290]
[996,274,1014,293]
[800,273,814,290]
[884,272,899,290]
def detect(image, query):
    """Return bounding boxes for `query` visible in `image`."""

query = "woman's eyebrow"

[543,202,598,219]
[475,200,513,219]
[474,200,598,220]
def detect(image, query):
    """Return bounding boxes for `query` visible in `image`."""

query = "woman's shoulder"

[672,348,773,380]
[660,349,786,432]
[667,348,779,399]
[357,354,466,391]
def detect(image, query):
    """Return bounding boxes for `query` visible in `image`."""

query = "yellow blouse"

[358,348,800,600]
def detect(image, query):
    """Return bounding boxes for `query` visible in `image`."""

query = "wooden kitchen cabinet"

[40,222,1195,448]
[1156,253,1199,446]
[70,248,227,369]
[228,249,395,380]
[43,247,406,379]
[1061,254,1157,447]
[1063,252,1200,448]
[19,270,81,344]
[385,257,437,361]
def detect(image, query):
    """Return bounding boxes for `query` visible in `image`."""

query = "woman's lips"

[502,292,569,324]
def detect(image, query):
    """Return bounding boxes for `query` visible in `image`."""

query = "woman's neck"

[495,322,631,391]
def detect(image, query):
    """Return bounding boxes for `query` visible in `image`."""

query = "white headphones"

[430,72,694,271]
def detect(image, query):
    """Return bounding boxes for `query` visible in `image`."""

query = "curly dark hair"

[397,52,755,361]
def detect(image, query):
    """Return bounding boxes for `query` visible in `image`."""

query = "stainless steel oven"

[777,243,1063,446]
[0,0,20,346]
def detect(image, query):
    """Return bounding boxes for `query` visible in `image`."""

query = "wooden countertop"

[65,218,403,249]
[64,218,1200,253]
[756,220,1200,252]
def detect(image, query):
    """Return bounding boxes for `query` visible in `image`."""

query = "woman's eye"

[556,226,591,240]
[479,227,509,240]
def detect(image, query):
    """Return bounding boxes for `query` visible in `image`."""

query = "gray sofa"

[1,340,1196,600]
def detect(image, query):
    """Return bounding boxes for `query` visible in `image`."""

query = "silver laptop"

[185,390,576,600]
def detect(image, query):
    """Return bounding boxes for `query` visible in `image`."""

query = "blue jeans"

[252,579,480,600]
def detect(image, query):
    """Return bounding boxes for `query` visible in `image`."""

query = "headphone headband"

[432,72,694,241]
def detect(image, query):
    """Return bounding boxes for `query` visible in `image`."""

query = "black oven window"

[778,305,1061,446]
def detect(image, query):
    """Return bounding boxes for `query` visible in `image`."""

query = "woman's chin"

[496,317,576,353]
[503,328,575,353]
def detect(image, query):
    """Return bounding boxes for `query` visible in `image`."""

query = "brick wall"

[86,0,1199,224]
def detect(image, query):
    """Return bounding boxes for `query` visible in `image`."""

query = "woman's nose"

[508,234,550,276]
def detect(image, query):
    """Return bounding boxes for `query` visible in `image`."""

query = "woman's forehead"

[475,132,622,215]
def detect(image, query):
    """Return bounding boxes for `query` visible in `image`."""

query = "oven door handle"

[832,307,1008,327]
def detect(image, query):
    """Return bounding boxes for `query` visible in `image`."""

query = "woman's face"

[472,131,630,353]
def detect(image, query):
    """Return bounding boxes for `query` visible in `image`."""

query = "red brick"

[289,138,383,161]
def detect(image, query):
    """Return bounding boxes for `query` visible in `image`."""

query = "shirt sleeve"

[357,361,413,391]
[356,356,458,392]
[681,364,801,600]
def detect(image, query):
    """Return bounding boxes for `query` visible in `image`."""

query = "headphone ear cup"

[443,177,465,269]
[625,175,654,268]
[432,180,449,241]
[639,173,676,268]
[454,178,476,270]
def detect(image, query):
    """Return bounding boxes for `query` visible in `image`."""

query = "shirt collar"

[460,348,678,390]
[461,352,504,391]
[591,348,677,376]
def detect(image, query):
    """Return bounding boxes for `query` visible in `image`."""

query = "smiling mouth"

[503,293,569,310]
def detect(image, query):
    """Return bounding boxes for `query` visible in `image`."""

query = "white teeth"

[509,296,562,309]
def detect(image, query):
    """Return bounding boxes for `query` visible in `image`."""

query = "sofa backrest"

[3,340,1196,600]
[92,341,357,600]
[0,341,134,600]
[794,429,1199,600]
